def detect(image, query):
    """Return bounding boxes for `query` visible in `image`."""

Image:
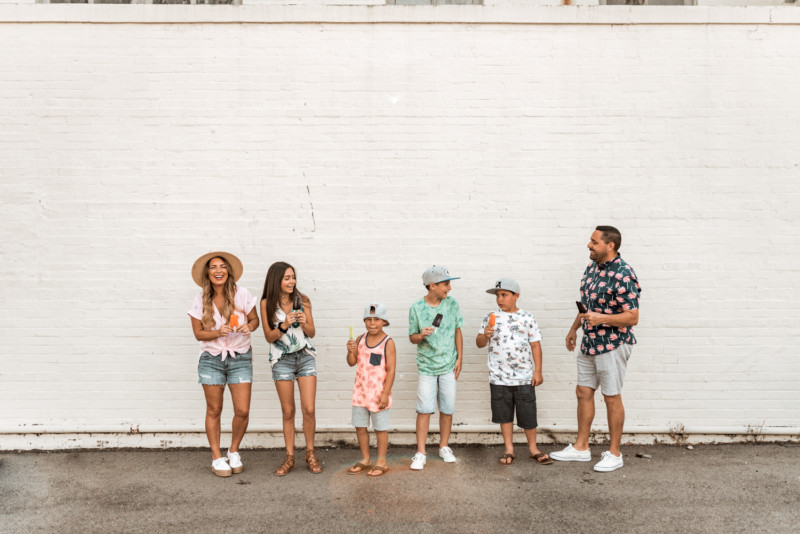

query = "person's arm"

[260,299,290,344]
[408,306,433,344]
[378,339,396,410]
[190,316,232,341]
[346,335,359,367]
[566,313,582,352]
[453,327,463,380]
[410,329,434,344]
[296,297,315,338]
[531,341,543,386]
[582,309,639,329]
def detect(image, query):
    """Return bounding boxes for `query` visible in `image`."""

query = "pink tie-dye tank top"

[352,334,392,413]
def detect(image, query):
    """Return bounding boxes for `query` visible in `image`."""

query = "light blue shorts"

[416,372,457,415]
[351,406,391,432]
[271,349,317,381]
[197,349,253,385]
[577,344,632,396]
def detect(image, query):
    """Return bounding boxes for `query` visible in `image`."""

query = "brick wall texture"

[1,8,799,441]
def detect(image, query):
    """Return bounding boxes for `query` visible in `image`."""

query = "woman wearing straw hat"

[188,251,259,477]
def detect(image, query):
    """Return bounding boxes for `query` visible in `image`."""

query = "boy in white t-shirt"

[476,278,553,466]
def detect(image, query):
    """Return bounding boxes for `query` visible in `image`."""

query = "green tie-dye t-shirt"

[408,296,464,376]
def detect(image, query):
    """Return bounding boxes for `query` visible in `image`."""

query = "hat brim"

[427,276,460,285]
[363,316,390,326]
[486,288,518,295]
[191,251,243,287]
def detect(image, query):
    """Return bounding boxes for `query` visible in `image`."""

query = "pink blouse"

[352,334,393,413]
[188,286,257,361]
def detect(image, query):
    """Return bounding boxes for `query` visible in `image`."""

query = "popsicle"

[349,326,354,340]
[229,314,239,328]
[488,313,496,327]
[291,295,303,328]
[432,313,443,333]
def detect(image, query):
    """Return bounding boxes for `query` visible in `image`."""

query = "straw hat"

[191,251,243,287]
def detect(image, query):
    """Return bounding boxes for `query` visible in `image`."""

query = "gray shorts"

[351,406,390,432]
[577,344,632,396]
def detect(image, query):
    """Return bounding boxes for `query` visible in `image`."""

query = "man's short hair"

[595,225,622,252]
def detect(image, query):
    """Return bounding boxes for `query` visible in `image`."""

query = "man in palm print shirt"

[551,226,641,473]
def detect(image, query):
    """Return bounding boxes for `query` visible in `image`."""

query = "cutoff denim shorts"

[577,343,632,396]
[272,349,317,381]
[351,406,391,432]
[198,349,253,385]
[416,372,457,415]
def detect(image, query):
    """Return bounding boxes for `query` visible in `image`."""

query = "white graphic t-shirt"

[478,309,542,386]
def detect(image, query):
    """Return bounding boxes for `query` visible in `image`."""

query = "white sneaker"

[211,457,232,477]
[438,446,457,463]
[594,451,624,472]
[410,452,427,470]
[550,444,592,462]
[227,451,243,474]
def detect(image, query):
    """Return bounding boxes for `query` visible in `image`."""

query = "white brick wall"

[1,6,799,448]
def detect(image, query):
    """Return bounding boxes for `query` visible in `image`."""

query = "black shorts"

[490,383,537,429]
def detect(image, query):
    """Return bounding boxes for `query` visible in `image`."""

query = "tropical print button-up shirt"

[580,255,641,356]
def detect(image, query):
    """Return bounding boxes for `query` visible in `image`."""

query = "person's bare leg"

[202,385,225,460]
[274,380,296,455]
[228,383,251,453]
[500,422,514,464]
[439,413,453,449]
[297,375,317,451]
[574,386,596,451]
[416,412,431,454]
[604,394,625,456]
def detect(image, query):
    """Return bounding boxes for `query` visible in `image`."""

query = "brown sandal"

[305,449,322,474]
[274,454,295,476]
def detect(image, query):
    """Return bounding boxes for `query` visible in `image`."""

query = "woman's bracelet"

[276,322,288,334]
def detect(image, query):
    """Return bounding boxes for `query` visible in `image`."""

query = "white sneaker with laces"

[211,457,232,477]
[227,451,243,474]
[594,451,624,472]
[549,444,592,462]
[439,446,457,463]
[410,452,427,470]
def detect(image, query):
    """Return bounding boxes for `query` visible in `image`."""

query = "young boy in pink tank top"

[345,303,396,477]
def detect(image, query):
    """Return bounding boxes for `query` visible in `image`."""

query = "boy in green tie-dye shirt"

[407,265,464,471]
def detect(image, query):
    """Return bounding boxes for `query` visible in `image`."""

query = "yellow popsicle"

[349,326,354,340]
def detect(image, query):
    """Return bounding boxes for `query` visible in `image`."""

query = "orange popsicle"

[229,314,239,328]
[488,313,496,326]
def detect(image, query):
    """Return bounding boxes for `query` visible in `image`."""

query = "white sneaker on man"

[593,451,624,472]
[549,444,592,462]
[211,457,232,477]
[438,446,457,463]
[410,452,427,470]
[227,451,243,474]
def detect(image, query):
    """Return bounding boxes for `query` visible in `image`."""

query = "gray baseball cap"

[486,277,521,295]
[422,265,460,286]
[363,302,390,325]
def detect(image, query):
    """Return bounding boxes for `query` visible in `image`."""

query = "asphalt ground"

[1,443,798,533]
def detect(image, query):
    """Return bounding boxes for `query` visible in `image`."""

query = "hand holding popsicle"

[484,313,495,337]
[432,313,443,333]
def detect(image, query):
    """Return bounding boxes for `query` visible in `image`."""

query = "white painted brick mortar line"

[0,5,800,25]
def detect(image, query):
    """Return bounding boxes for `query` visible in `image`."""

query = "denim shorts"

[271,349,318,381]
[351,406,391,432]
[416,372,457,415]
[198,349,253,385]
[577,343,632,396]
[490,383,537,429]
